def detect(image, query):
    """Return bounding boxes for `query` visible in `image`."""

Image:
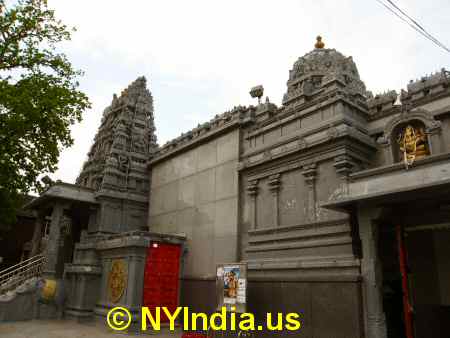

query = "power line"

[375,0,450,53]
[385,0,450,51]
[375,0,443,49]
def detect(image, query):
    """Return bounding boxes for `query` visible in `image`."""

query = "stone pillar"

[30,212,45,257]
[87,206,99,232]
[377,136,394,165]
[268,174,281,227]
[42,203,66,279]
[358,206,387,338]
[246,180,258,230]
[426,123,442,155]
[302,163,317,222]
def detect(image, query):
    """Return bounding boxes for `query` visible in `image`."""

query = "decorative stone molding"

[268,174,281,227]
[383,108,441,140]
[333,155,356,197]
[326,126,339,140]
[267,174,281,194]
[246,179,259,230]
[246,180,259,197]
[377,108,442,163]
[302,163,317,221]
[334,155,356,178]
[302,163,317,185]
[297,137,308,149]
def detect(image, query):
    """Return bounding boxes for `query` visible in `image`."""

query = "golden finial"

[315,36,325,49]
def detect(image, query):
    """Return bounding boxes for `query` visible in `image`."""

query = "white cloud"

[45,0,450,182]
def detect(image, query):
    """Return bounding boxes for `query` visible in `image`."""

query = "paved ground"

[0,320,182,337]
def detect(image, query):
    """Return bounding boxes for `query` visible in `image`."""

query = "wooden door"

[143,242,181,323]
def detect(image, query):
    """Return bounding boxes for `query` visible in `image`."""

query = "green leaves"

[0,0,90,228]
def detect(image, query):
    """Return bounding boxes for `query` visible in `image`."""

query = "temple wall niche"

[148,129,240,278]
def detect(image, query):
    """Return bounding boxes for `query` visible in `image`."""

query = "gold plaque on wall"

[107,259,127,303]
[41,279,57,301]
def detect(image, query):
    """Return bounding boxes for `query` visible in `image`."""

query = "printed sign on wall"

[216,263,247,313]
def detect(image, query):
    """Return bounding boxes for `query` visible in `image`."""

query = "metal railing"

[0,254,45,294]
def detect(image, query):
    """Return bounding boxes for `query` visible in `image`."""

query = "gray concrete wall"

[149,129,240,278]
[247,280,363,338]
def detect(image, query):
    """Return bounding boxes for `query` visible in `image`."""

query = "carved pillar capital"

[302,163,317,185]
[268,174,281,194]
[246,179,259,197]
[425,120,442,135]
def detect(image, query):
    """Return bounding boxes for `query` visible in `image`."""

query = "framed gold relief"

[107,259,127,303]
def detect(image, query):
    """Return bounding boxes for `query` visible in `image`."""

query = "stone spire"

[283,41,367,106]
[76,76,157,195]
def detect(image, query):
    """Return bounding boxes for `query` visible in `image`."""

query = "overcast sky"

[46,0,450,183]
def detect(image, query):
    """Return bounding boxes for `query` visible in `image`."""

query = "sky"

[44,0,450,183]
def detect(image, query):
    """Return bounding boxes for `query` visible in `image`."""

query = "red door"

[143,242,181,323]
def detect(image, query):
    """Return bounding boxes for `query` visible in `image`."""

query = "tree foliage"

[0,0,90,227]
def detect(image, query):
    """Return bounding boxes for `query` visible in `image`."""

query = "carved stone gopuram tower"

[76,76,158,233]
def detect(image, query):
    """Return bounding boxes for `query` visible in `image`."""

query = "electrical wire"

[375,0,450,53]
[385,0,450,51]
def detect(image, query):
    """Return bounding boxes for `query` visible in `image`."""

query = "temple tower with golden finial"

[283,35,367,106]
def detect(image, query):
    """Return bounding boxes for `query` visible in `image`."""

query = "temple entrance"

[379,221,450,338]
[379,223,405,338]
[404,225,450,338]
[54,203,90,278]
[143,242,181,323]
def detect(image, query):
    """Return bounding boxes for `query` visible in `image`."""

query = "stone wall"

[149,129,240,278]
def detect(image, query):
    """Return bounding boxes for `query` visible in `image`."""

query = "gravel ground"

[0,319,182,338]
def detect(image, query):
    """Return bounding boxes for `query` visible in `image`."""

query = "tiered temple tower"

[76,76,157,233]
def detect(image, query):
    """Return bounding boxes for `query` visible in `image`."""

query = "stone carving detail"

[246,180,259,197]
[406,68,450,98]
[283,45,367,105]
[76,77,156,194]
[334,155,356,177]
[327,126,339,140]
[268,174,281,193]
[297,138,307,149]
[59,214,72,237]
[118,155,130,173]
